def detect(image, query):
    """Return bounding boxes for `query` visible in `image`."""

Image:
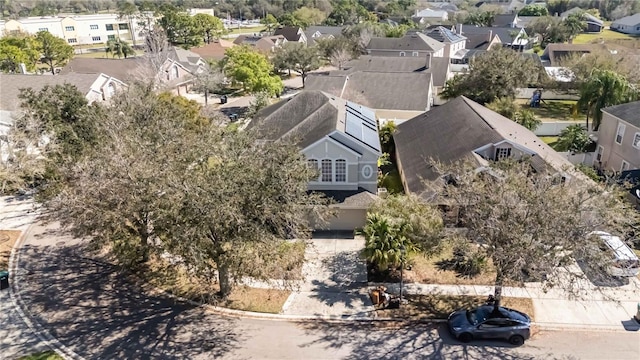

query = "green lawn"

[18,351,64,360]
[573,29,640,44]
[539,136,559,145]
[74,50,144,59]
[226,27,265,35]
[515,99,582,121]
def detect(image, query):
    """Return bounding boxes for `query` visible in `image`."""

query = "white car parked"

[588,231,640,277]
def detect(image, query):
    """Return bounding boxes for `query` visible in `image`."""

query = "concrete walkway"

[281,237,373,318]
[0,196,50,359]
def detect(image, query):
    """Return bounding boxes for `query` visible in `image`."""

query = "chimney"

[427,53,432,69]
[458,23,463,35]
[488,30,492,42]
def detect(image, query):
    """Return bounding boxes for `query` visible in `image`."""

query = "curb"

[9,220,85,360]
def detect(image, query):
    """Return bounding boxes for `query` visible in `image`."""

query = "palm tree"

[514,109,541,131]
[106,38,135,59]
[555,124,592,152]
[578,69,638,131]
[361,213,413,271]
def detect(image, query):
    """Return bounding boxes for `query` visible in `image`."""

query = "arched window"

[335,159,346,182]
[170,65,179,80]
[321,159,332,182]
[308,159,319,181]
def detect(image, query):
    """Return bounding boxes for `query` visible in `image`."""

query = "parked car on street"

[447,305,531,345]
[588,231,640,277]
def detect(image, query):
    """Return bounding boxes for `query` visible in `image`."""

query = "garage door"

[321,209,367,231]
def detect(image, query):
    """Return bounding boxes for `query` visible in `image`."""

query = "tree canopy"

[0,35,40,73]
[578,69,638,131]
[272,42,322,87]
[223,46,284,95]
[441,47,541,105]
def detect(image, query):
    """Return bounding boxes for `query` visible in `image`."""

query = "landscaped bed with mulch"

[18,351,64,360]
[375,294,535,321]
[0,230,21,270]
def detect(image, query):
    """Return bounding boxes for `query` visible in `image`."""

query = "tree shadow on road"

[14,237,243,360]
[297,321,580,360]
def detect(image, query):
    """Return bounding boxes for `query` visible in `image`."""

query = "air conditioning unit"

[377,187,388,198]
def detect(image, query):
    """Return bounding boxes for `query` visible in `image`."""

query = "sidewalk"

[0,196,49,359]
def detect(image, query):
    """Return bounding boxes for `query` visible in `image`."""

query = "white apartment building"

[2,14,148,46]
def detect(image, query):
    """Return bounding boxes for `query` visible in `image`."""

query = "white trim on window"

[412,51,419,57]
[633,132,640,149]
[399,51,406,57]
[615,123,626,144]
[594,145,604,165]
[621,160,630,172]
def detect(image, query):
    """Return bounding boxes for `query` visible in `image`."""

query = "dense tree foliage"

[429,160,638,309]
[222,45,283,95]
[106,37,135,58]
[555,124,593,153]
[578,69,638,131]
[441,47,541,105]
[35,30,74,75]
[518,4,549,16]
[0,34,40,73]
[272,42,322,87]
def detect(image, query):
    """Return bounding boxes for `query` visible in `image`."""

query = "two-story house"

[273,26,307,45]
[595,101,640,173]
[247,91,381,231]
[366,32,445,58]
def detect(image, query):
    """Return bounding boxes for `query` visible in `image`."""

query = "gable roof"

[425,2,458,12]
[367,32,445,52]
[493,13,518,27]
[60,57,142,82]
[0,73,106,112]
[189,40,235,60]
[247,90,380,152]
[394,96,574,195]
[304,71,433,111]
[602,101,640,128]
[274,26,303,41]
[426,26,466,43]
[305,26,344,37]
[612,13,640,26]
[343,55,429,73]
[560,8,604,25]
[233,35,286,52]
[414,9,448,18]
[459,25,524,44]
[168,47,205,72]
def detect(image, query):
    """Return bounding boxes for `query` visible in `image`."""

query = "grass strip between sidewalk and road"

[376,294,535,321]
[17,351,64,360]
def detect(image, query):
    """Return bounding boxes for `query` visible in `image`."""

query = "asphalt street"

[5,221,640,360]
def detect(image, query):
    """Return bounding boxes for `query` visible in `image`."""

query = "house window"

[92,36,101,41]
[412,51,419,57]
[67,38,77,44]
[335,159,346,182]
[65,26,75,31]
[595,145,604,162]
[107,83,116,97]
[38,27,48,32]
[307,159,319,180]
[167,65,179,80]
[495,147,511,160]
[633,133,640,149]
[106,24,114,31]
[321,159,332,182]
[107,35,116,40]
[615,123,625,144]
[119,23,129,30]
[621,160,630,172]
[399,51,406,57]
[90,24,99,30]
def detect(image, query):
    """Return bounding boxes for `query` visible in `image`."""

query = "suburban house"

[560,7,604,33]
[539,43,635,67]
[273,26,307,44]
[412,8,449,24]
[0,72,125,126]
[493,13,520,28]
[246,90,381,231]
[2,14,147,46]
[60,47,205,95]
[394,96,579,196]
[457,25,532,51]
[425,26,467,59]
[366,32,446,57]
[233,34,287,53]
[304,25,344,46]
[424,2,459,15]
[305,70,434,124]
[594,101,640,173]
[190,39,236,61]
[611,13,640,35]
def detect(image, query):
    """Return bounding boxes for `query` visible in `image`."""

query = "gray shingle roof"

[343,55,429,73]
[602,101,640,128]
[612,13,640,26]
[0,73,101,112]
[304,71,433,111]
[274,26,303,41]
[60,57,142,82]
[247,90,380,152]
[395,96,575,195]
[313,187,378,207]
[493,14,518,27]
[426,26,466,43]
[305,26,345,37]
[367,33,445,52]
[460,25,522,44]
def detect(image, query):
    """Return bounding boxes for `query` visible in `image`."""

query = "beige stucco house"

[595,101,640,172]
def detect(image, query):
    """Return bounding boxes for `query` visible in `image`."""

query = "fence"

[534,120,584,136]
[516,88,579,100]
[557,151,595,165]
